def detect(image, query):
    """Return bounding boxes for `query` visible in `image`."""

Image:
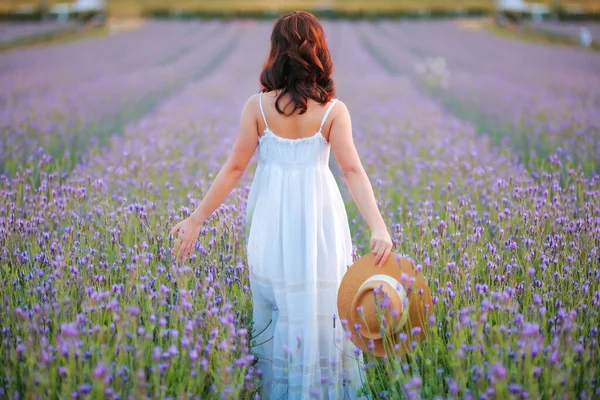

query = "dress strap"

[319,98,338,132]
[258,92,269,130]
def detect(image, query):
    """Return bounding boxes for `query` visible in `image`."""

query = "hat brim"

[337,252,433,358]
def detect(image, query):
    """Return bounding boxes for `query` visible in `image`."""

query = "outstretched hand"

[170,216,203,261]
[370,228,393,267]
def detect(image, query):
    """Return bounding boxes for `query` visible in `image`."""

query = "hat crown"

[350,274,409,341]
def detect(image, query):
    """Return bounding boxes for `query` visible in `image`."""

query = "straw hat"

[337,252,433,357]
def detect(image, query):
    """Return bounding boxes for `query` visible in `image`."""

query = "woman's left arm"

[170,95,259,260]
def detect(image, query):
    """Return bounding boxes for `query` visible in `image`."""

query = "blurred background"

[0,0,598,174]
[1,0,600,19]
[1,1,599,51]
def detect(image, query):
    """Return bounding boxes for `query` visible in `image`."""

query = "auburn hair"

[259,11,336,116]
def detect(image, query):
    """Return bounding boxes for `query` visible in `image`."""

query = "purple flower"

[521,322,539,338]
[78,383,92,395]
[93,363,108,380]
[508,384,522,395]
[491,363,506,380]
[61,322,78,338]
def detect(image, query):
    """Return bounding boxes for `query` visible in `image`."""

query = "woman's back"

[250,91,338,171]
[257,90,337,142]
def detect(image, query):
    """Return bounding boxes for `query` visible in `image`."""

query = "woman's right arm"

[328,101,393,267]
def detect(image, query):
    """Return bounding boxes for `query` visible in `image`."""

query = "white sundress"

[246,93,367,400]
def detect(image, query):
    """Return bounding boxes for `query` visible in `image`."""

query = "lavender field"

[1,19,599,399]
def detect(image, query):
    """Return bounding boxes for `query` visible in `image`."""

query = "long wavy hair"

[259,11,336,116]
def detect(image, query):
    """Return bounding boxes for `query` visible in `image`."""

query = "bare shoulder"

[245,93,261,109]
[330,99,350,123]
[326,99,353,144]
[240,93,262,118]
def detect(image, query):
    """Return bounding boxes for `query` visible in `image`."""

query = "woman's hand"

[170,216,203,261]
[370,228,393,267]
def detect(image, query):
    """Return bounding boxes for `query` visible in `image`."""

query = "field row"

[357,20,600,174]
[0,20,242,174]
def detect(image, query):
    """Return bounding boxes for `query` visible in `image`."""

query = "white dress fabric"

[246,93,367,400]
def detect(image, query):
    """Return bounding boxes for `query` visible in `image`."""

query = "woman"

[171,11,392,399]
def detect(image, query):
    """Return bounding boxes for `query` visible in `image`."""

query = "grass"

[0,23,109,52]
